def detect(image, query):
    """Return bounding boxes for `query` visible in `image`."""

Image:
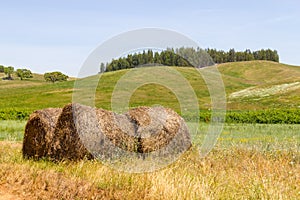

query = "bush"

[0,109,31,120]
[16,68,33,80]
[182,109,300,124]
[225,110,300,124]
[3,66,14,80]
[1,108,299,124]
[44,71,68,83]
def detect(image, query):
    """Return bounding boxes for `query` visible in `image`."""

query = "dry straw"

[47,103,93,161]
[22,108,62,159]
[23,103,191,161]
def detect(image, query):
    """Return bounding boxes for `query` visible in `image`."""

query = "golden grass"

[0,141,299,199]
[0,80,44,89]
[0,73,45,89]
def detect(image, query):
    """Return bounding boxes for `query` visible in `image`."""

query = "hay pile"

[95,108,138,152]
[127,106,191,154]
[22,108,62,159]
[23,103,191,161]
[47,103,94,160]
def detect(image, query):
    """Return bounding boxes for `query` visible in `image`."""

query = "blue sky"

[1,0,300,77]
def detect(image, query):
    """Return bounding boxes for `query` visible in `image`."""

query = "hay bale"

[95,108,138,152]
[22,108,62,159]
[94,106,191,155]
[77,105,191,161]
[127,106,191,153]
[48,103,141,160]
[23,103,191,161]
[48,103,94,161]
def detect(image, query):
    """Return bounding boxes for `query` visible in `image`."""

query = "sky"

[1,0,300,77]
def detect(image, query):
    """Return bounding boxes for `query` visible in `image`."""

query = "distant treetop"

[16,68,33,80]
[101,47,279,73]
[206,48,279,64]
[44,71,68,83]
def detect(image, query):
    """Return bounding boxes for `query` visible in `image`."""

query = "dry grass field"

[0,122,299,200]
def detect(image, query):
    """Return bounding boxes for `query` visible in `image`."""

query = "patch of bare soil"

[0,185,24,200]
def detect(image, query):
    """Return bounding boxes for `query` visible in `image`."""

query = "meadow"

[0,61,299,199]
[1,61,300,114]
[0,121,299,199]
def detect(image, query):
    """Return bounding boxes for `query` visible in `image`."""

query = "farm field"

[0,121,299,199]
[2,0,300,199]
[0,61,299,199]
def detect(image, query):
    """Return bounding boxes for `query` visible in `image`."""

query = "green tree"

[273,50,279,62]
[110,59,119,71]
[44,71,68,83]
[197,48,214,67]
[4,66,14,80]
[99,63,106,73]
[118,58,130,69]
[228,48,236,62]
[142,50,148,64]
[132,54,139,66]
[147,49,154,63]
[126,54,133,67]
[104,47,280,72]
[153,52,161,64]
[0,65,4,73]
[244,49,254,61]
[236,52,245,62]
[16,68,33,80]
[162,51,173,66]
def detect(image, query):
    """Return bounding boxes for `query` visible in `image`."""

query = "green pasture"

[1,120,298,152]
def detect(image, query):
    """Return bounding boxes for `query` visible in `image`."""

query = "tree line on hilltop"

[206,48,279,63]
[101,47,279,72]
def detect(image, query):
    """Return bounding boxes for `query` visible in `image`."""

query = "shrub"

[44,71,68,83]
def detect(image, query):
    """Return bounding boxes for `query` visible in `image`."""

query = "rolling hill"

[0,61,300,114]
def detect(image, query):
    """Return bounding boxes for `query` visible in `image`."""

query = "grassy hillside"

[218,61,300,109]
[0,61,300,114]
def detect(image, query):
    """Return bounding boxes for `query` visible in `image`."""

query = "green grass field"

[0,61,299,199]
[1,61,300,113]
[0,120,25,141]
[1,120,299,151]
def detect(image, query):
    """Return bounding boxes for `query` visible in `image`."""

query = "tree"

[161,51,173,66]
[0,65,4,73]
[236,52,245,62]
[197,48,214,67]
[16,68,33,80]
[4,66,14,80]
[99,63,106,73]
[103,47,280,72]
[273,50,279,62]
[44,71,68,83]
[228,48,236,62]
[153,52,161,64]
[109,59,119,71]
[118,58,130,69]
[147,49,154,63]
[132,54,139,66]
[127,54,133,67]
[244,49,254,61]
